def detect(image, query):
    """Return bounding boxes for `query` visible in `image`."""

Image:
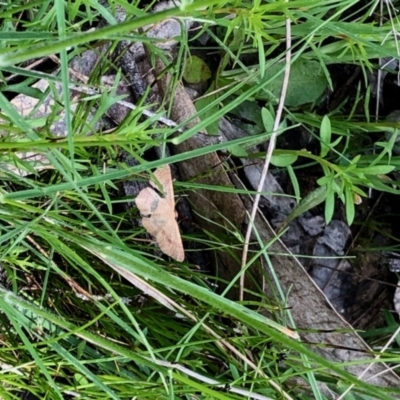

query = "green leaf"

[74,373,89,385]
[271,153,298,167]
[228,144,248,157]
[330,136,342,148]
[229,363,240,381]
[317,174,332,186]
[345,185,355,225]
[259,59,328,107]
[355,165,395,175]
[76,340,86,359]
[320,115,331,157]
[195,81,219,135]
[230,100,264,135]
[367,176,400,194]
[279,185,327,228]
[288,165,300,202]
[261,107,274,132]
[332,179,345,203]
[183,55,211,84]
[324,185,335,224]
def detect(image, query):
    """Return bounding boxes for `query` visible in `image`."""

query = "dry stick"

[239,16,292,301]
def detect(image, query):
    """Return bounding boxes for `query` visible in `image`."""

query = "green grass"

[0,0,400,399]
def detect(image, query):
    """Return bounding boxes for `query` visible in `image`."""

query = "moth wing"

[136,165,184,261]
[136,189,169,236]
[150,164,174,201]
[156,216,184,262]
[135,187,159,216]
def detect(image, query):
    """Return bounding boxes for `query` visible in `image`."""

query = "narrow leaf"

[261,107,274,133]
[324,186,335,224]
[320,115,331,157]
[356,165,395,175]
[271,153,298,167]
[345,186,355,225]
[279,185,327,230]
[287,165,300,202]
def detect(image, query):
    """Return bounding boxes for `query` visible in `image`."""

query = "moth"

[135,164,185,262]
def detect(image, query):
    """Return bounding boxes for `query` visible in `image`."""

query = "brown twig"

[239,15,292,301]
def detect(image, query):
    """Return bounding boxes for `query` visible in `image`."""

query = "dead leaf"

[135,164,184,262]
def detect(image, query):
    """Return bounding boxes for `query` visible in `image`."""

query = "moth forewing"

[150,164,174,200]
[135,165,184,262]
[135,188,159,215]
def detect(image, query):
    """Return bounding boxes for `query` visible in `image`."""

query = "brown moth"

[135,164,184,262]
